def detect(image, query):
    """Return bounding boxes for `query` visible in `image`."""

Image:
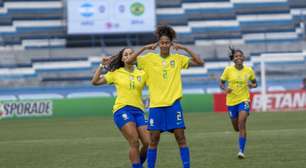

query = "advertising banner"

[252,90,306,112]
[213,90,306,112]
[0,94,213,120]
[67,0,156,34]
[0,100,53,119]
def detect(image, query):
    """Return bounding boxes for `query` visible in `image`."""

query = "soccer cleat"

[237,152,245,159]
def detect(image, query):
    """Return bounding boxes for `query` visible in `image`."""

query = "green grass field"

[0,112,306,168]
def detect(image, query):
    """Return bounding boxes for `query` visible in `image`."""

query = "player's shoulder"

[134,68,146,75]
[171,53,187,59]
[142,52,159,59]
[224,65,235,71]
[109,67,124,75]
[243,65,254,72]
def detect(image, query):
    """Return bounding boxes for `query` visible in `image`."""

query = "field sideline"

[0,111,306,168]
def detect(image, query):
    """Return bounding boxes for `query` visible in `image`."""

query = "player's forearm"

[126,47,146,64]
[219,81,226,91]
[183,47,204,66]
[91,66,105,85]
[248,80,257,88]
[219,80,232,94]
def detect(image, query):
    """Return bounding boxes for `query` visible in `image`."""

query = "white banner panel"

[67,0,156,34]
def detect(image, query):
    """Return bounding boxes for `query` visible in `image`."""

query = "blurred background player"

[302,77,306,90]
[127,25,204,168]
[219,47,257,159]
[91,48,150,168]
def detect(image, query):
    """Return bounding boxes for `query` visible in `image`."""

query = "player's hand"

[224,88,232,94]
[143,43,158,50]
[248,83,256,88]
[101,56,112,66]
[172,42,186,51]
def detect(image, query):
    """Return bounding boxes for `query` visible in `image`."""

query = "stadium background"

[0,0,305,168]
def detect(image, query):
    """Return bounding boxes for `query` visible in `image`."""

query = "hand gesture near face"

[101,56,112,66]
[171,42,186,51]
[143,42,158,50]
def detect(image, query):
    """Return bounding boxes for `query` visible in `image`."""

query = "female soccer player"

[219,47,257,159]
[126,25,204,168]
[91,48,150,168]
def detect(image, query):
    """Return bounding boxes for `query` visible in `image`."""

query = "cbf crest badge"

[122,113,128,120]
[170,60,175,68]
[137,76,142,82]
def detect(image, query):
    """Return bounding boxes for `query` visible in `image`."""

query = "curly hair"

[228,46,244,61]
[155,25,176,41]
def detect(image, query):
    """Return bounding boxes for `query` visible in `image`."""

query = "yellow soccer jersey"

[137,52,190,107]
[104,67,147,113]
[220,65,256,106]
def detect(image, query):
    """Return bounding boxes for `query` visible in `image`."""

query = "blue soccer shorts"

[113,106,146,129]
[227,101,250,119]
[148,100,185,132]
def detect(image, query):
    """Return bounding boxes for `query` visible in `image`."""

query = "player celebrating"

[91,48,150,168]
[126,25,204,168]
[219,47,257,159]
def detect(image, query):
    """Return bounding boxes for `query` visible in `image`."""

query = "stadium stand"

[0,0,305,47]
[0,0,305,97]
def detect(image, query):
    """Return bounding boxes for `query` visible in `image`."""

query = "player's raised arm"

[172,42,204,66]
[91,57,111,85]
[125,43,158,64]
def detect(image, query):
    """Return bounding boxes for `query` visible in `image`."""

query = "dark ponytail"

[228,46,244,61]
[108,48,126,71]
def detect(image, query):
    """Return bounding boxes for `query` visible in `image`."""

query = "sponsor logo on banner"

[252,90,306,112]
[130,2,145,16]
[0,100,53,119]
[213,90,306,112]
[80,2,95,18]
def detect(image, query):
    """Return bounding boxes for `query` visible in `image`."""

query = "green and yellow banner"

[0,94,213,120]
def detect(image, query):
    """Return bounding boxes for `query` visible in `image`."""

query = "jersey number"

[177,111,182,121]
[129,81,135,89]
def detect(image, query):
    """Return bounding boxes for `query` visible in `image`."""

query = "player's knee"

[238,125,245,130]
[150,135,160,147]
[238,122,246,130]
[150,138,159,146]
[149,142,159,148]
[129,137,140,148]
[142,139,150,148]
[234,125,239,132]
[232,124,239,132]
[175,135,187,147]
